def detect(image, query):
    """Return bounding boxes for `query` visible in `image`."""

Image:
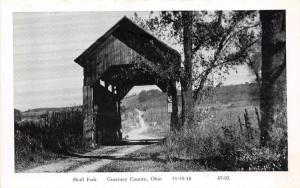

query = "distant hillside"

[211,83,259,104]
[122,83,259,109]
[122,89,167,111]
[20,106,82,121]
[18,83,259,120]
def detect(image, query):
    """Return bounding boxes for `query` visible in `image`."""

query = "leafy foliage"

[138,89,164,103]
[245,42,262,87]
[134,11,261,102]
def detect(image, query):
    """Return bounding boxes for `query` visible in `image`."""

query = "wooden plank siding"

[83,35,151,86]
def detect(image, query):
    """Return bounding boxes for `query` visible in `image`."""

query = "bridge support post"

[83,85,96,148]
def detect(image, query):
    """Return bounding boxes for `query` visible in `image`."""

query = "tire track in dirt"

[69,145,146,172]
[22,146,123,173]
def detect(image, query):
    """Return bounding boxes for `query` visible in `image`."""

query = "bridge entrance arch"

[74,17,181,147]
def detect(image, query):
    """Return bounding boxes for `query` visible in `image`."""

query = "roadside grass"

[161,104,287,171]
[15,130,62,172]
[15,108,87,171]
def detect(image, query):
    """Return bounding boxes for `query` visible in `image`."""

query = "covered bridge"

[74,16,181,147]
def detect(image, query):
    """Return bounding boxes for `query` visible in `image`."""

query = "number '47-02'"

[217,176,230,180]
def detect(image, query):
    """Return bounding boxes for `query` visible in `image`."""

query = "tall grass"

[15,108,84,170]
[162,106,287,171]
[15,130,59,171]
[15,108,83,151]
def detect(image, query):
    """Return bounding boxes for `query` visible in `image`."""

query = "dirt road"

[22,109,159,173]
[126,109,156,140]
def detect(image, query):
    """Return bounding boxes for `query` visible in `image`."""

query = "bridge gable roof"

[74,16,181,68]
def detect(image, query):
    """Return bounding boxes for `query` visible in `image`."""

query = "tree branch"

[222,39,259,65]
[223,23,260,48]
[192,64,217,101]
[192,34,204,53]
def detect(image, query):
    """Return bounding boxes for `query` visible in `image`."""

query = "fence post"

[238,116,243,136]
[244,109,253,140]
[255,107,261,129]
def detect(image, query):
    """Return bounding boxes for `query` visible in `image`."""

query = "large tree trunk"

[169,81,179,131]
[181,11,195,127]
[259,10,286,147]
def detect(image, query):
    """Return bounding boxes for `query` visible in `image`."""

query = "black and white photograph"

[1,0,300,187]
[13,10,287,172]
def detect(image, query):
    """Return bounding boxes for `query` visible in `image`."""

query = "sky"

[14,12,254,111]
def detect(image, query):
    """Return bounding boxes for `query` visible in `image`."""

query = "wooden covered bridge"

[74,17,181,147]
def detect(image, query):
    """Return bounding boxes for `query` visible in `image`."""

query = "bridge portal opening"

[121,85,170,140]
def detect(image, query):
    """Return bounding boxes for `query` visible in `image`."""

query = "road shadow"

[100,138,166,146]
[65,152,166,162]
[64,150,236,170]
[65,150,264,171]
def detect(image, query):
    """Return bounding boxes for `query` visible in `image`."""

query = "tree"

[134,11,260,127]
[14,109,22,122]
[259,10,286,147]
[181,11,194,126]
